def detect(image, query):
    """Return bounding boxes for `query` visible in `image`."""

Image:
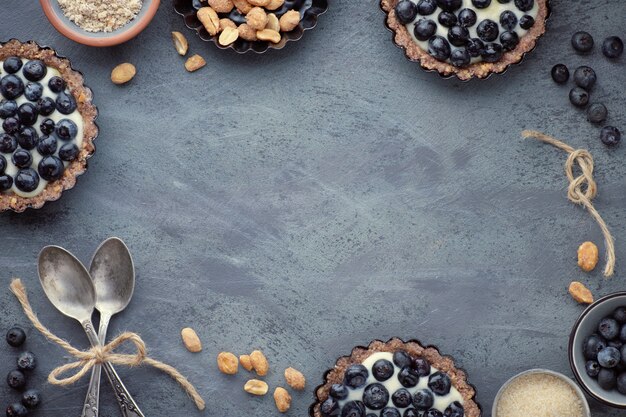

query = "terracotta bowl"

[40,0,160,47]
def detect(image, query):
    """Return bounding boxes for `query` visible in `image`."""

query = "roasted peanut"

[184,54,206,72]
[110,63,136,84]
[180,327,202,352]
[232,0,253,14]
[197,7,220,36]
[578,241,599,272]
[284,367,305,390]
[244,379,269,395]
[266,0,285,10]
[208,0,235,13]
[219,18,237,32]
[238,23,257,41]
[569,281,594,304]
[246,7,268,30]
[217,351,239,374]
[266,13,280,31]
[219,26,239,46]
[248,0,271,6]
[171,31,189,55]
[274,387,291,412]
[250,350,269,376]
[239,354,253,371]
[256,28,281,43]
[279,10,300,32]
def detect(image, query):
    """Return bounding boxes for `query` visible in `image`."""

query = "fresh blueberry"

[0,75,24,100]
[417,0,438,15]
[448,25,470,46]
[398,366,420,388]
[622,345,626,365]
[17,351,37,371]
[24,82,43,102]
[17,103,38,126]
[614,307,626,324]
[571,31,594,53]
[56,91,77,114]
[436,0,462,12]
[7,369,26,390]
[602,36,623,59]
[392,388,413,408]
[6,403,28,417]
[12,149,32,169]
[428,36,452,60]
[59,143,79,162]
[514,0,534,11]
[381,408,401,417]
[569,87,589,108]
[37,135,57,156]
[22,60,47,82]
[3,57,23,74]
[321,398,340,417]
[404,409,420,417]
[37,97,56,116]
[344,365,369,389]
[573,66,597,90]
[472,0,491,8]
[6,327,26,347]
[466,38,485,57]
[600,126,621,147]
[413,389,434,410]
[3,116,21,134]
[617,373,626,394]
[21,388,41,409]
[583,334,607,360]
[599,317,620,340]
[0,133,18,153]
[481,43,503,62]
[48,76,67,93]
[396,1,418,24]
[38,156,65,181]
[519,15,535,29]
[373,359,395,381]
[476,19,499,42]
[40,118,55,135]
[414,19,438,41]
[500,31,519,51]
[413,358,431,377]
[0,154,5,173]
[497,0,513,3]
[330,383,349,400]
[621,325,626,342]
[551,64,569,84]
[450,49,471,67]
[428,372,451,396]
[499,10,518,30]
[15,168,39,192]
[363,383,390,410]
[0,99,18,118]
[598,347,621,368]
[458,9,477,27]
[598,368,617,390]
[0,175,12,191]
[444,402,464,417]
[341,401,365,417]
[425,410,443,417]
[18,127,38,150]
[438,11,458,28]
[585,360,601,378]
[587,103,607,124]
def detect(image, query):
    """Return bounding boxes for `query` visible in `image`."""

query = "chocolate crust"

[380,0,550,80]
[310,338,482,417]
[0,39,98,213]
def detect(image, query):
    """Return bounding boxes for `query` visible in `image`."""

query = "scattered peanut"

[180,327,202,352]
[266,13,280,32]
[569,281,594,304]
[279,10,300,32]
[232,0,253,14]
[250,350,269,376]
[244,379,269,395]
[266,0,285,10]
[184,54,206,72]
[578,241,599,272]
[238,23,257,41]
[274,387,291,412]
[208,0,235,13]
[110,63,136,85]
[239,354,253,371]
[197,7,220,36]
[256,28,281,43]
[217,351,239,374]
[284,367,305,390]
[246,7,268,30]
[219,26,239,46]
[171,31,189,56]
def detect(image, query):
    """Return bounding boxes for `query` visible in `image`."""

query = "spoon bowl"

[89,237,135,315]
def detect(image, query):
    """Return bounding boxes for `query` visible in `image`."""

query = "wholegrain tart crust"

[310,338,482,417]
[0,40,98,212]
[380,0,550,80]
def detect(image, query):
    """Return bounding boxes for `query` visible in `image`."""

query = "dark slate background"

[1,1,624,416]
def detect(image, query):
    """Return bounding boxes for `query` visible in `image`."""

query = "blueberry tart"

[0,40,97,212]
[381,0,550,80]
[310,338,481,417]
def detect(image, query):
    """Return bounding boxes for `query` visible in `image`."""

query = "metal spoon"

[38,246,145,417]
[81,238,136,417]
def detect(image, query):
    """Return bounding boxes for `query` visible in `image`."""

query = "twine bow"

[9,279,206,410]
[522,130,616,277]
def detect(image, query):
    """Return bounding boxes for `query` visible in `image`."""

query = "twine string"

[522,130,615,277]
[9,279,205,410]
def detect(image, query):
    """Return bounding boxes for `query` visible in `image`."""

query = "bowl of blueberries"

[569,292,626,408]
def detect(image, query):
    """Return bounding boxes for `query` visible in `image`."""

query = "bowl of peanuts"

[173,0,328,53]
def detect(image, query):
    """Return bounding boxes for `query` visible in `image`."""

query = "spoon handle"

[80,314,112,417]
[82,321,145,417]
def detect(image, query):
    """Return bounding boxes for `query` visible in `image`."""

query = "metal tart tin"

[174,0,328,54]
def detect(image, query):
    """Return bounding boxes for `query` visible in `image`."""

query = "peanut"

[180,327,202,352]
[273,387,291,412]
[244,379,269,395]
[184,54,206,72]
[171,31,189,55]
[284,367,305,390]
[197,7,220,36]
[110,63,136,85]
[219,26,239,46]
[238,23,257,41]
[256,28,281,43]
[279,10,300,32]
[250,350,269,376]
[239,354,253,371]
[232,0,253,14]
[208,0,234,13]
[266,0,285,10]
[266,13,280,31]
[217,351,239,374]
[248,0,271,6]
[569,281,594,304]
[219,18,237,32]
[578,241,599,272]
[246,7,268,30]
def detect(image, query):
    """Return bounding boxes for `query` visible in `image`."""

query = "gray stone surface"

[0,1,624,416]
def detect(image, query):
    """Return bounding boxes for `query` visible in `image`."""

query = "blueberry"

[519,15,535,30]
[476,19,499,42]
[609,340,624,349]
[398,366,420,388]
[428,372,451,396]
[499,11,518,30]
[38,118,55,135]
[572,31,594,53]
[48,76,67,93]
[614,307,626,324]
[7,369,26,390]
[24,82,43,102]
[600,317,621,340]
[0,133,18,153]
[618,373,626,395]
[569,87,589,108]
[413,389,434,410]
[59,143,79,162]
[321,398,340,417]
[425,410,443,417]
[598,347,621,368]
[344,365,369,389]
[444,402,464,417]
[3,57,23,74]
[330,383,349,400]
[0,172,12,191]
[583,334,607,360]
[3,116,20,134]
[466,38,485,57]
[413,358,431,377]
[404,410,420,417]
[481,43,503,62]
[602,36,623,59]
[414,19,438,41]
[622,345,626,365]
[448,26,469,47]
[373,359,395,381]
[12,150,32,169]
[56,91,77,114]
[381,408,401,417]
[600,126,621,147]
[621,325,626,342]
[396,1,418,24]
[21,388,41,409]
[598,368,617,390]
[6,327,26,347]
[500,31,519,51]
[15,168,39,192]
[6,403,28,417]
[428,36,452,61]
[436,0,462,12]
[450,49,471,67]
[458,9,477,27]
[392,388,413,408]
[38,156,65,181]
[17,351,37,371]
[366,415,378,417]
[587,103,607,124]
[37,135,57,156]
[0,99,18,118]
[363,383,390,410]
[22,60,47,82]
[573,66,596,90]
[341,401,365,417]
[514,0,534,11]
[438,11,457,28]
[0,154,5,173]
[551,64,569,84]
[417,0,438,15]
[471,0,491,8]
[37,97,56,116]
[18,127,38,150]
[0,75,25,100]
[17,103,38,126]
[585,360,601,378]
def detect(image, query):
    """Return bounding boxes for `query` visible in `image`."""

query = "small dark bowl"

[173,0,328,54]
[569,292,626,409]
